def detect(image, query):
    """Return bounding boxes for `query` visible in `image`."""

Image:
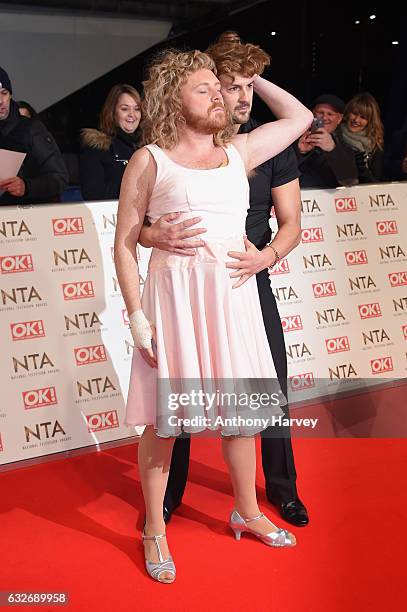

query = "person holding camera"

[296,94,358,188]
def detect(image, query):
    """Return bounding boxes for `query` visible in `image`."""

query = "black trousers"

[164,269,298,507]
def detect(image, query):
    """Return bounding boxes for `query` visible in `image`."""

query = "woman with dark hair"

[341,92,384,183]
[80,84,141,200]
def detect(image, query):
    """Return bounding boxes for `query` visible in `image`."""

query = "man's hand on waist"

[138,212,207,255]
[226,235,274,288]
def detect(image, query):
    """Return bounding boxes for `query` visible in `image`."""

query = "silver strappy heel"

[142,531,176,583]
[230,509,296,547]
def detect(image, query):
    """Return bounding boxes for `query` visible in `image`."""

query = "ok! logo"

[0,254,34,274]
[52,217,84,235]
[62,281,95,300]
[10,320,45,341]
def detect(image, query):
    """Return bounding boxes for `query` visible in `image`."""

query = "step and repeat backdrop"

[0,182,406,466]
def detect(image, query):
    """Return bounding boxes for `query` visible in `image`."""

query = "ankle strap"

[244,512,265,523]
[142,533,165,541]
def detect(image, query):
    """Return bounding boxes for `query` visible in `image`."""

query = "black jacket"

[295,128,358,189]
[0,100,68,205]
[79,128,139,201]
[352,148,383,184]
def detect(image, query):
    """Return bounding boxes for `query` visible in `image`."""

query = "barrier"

[0,182,406,466]
[269,182,407,404]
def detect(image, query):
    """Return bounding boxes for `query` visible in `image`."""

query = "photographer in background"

[296,94,358,188]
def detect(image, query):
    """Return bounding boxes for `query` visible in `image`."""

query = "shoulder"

[124,146,157,180]
[27,117,53,139]
[81,128,111,151]
[24,118,62,153]
[120,146,156,201]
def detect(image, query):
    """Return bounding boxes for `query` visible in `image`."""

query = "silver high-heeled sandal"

[142,531,176,583]
[230,509,296,547]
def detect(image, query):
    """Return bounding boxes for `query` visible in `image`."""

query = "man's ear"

[337,113,343,125]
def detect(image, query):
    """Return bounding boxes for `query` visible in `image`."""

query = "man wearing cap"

[0,66,68,204]
[296,93,358,188]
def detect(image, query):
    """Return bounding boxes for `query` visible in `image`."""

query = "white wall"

[0,7,171,111]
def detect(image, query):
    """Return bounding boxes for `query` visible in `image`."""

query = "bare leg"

[222,436,296,541]
[138,425,176,582]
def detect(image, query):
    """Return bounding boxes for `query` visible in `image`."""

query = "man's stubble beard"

[231,107,251,126]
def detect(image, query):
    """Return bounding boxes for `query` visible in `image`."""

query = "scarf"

[115,126,139,150]
[341,123,374,153]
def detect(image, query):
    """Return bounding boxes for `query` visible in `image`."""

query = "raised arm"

[232,76,313,172]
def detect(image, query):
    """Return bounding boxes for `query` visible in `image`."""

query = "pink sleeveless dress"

[126,143,286,437]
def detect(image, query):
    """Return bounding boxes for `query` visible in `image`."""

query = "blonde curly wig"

[140,48,234,149]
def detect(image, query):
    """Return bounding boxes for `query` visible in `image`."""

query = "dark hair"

[17,100,37,118]
[99,84,141,137]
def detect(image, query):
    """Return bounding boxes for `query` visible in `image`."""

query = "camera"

[310,117,324,133]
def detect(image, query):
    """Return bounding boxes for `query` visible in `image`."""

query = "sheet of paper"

[0,149,26,196]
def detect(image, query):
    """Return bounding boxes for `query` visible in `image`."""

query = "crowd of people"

[0,33,406,586]
[1,48,406,206]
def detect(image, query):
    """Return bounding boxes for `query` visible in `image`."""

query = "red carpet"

[1,435,407,611]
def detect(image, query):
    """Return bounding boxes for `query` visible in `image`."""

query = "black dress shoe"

[267,492,309,527]
[163,496,182,524]
[142,501,181,529]
[279,499,309,527]
[163,503,178,524]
